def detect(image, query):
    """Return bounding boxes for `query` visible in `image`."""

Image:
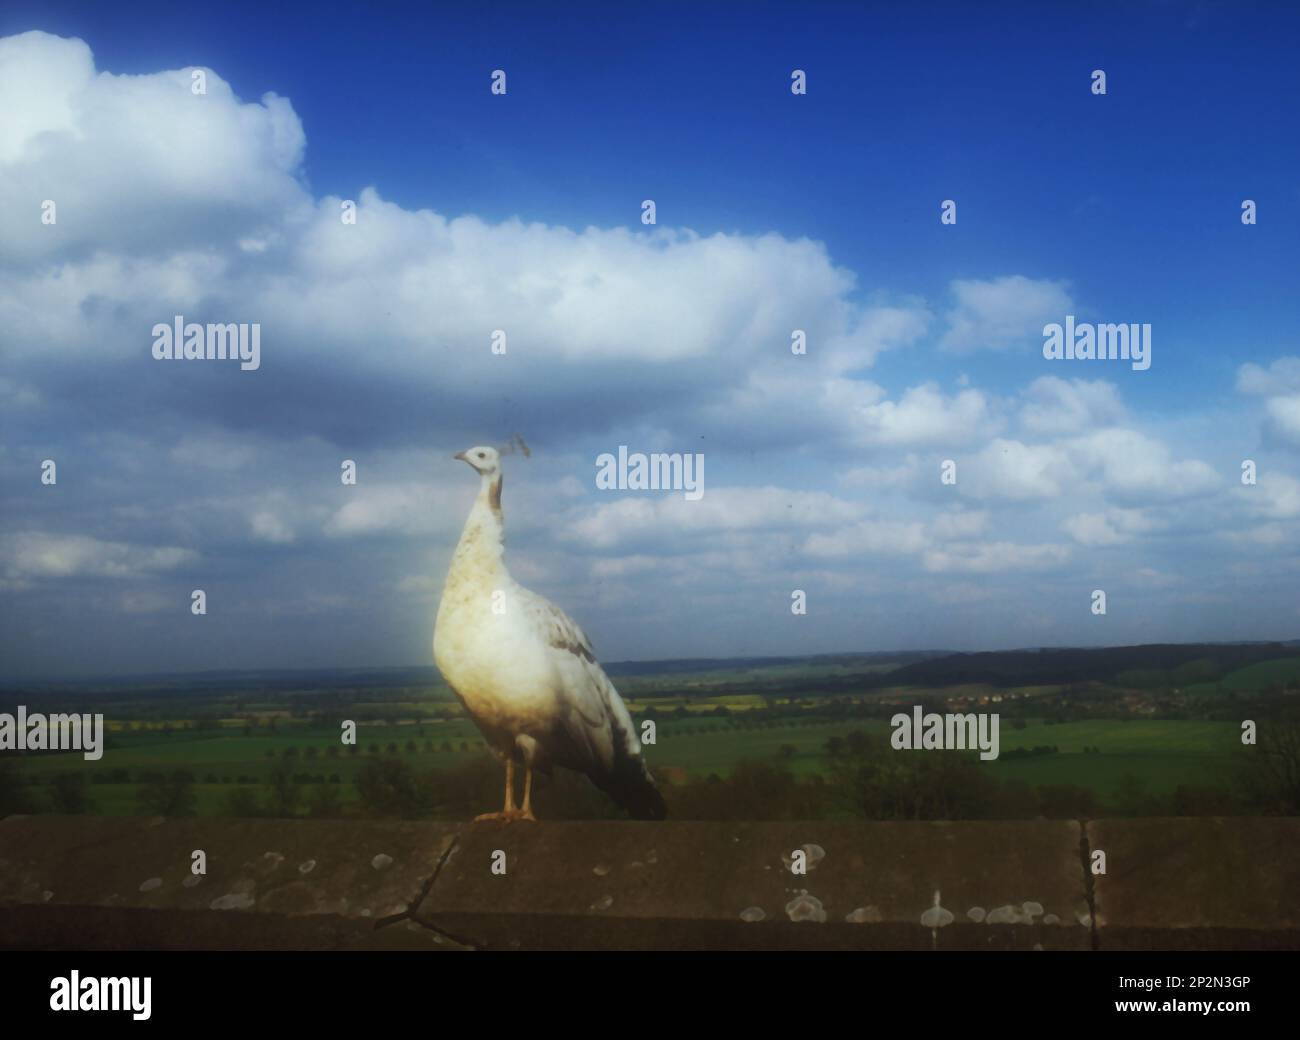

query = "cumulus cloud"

[0,532,196,589]
[0,22,918,432]
[1237,357,1300,396]
[1262,395,1300,447]
[1237,357,1300,449]
[566,486,862,551]
[803,518,927,558]
[324,482,471,539]
[1069,428,1220,502]
[265,196,900,369]
[1238,473,1300,520]
[119,589,175,614]
[930,509,989,540]
[963,429,1218,504]
[922,540,1071,574]
[963,438,1073,500]
[250,510,296,545]
[940,275,1073,353]
[171,436,258,471]
[1061,508,1156,547]
[0,32,308,262]
[2,32,936,456]
[843,382,998,448]
[2,30,1295,675]
[1019,376,1125,435]
[839,457,922,489]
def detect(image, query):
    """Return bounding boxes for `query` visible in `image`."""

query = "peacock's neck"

[446,473,507,587]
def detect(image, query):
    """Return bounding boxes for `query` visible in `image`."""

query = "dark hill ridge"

[3,643,1296,698]
[602,650,946,677]
[877,642,1300,689]
[0,652,947,694]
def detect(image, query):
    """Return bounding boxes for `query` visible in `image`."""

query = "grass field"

[10,714,1243,816]
[10,644,1286,819]
[986,719,1238,800]
[651,717,1240,798]
[1182,656,1300,697]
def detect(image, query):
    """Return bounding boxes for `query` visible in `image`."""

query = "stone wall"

[1,815,1296,950]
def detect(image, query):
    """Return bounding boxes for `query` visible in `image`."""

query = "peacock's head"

[454,445,501,477]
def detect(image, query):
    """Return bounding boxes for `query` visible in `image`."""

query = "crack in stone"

[371,824,483,949]
[1078,818,1099,951]
[406,913,482,950]
[5,818,1115,952]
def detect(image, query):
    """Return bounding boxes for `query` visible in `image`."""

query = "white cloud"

[171,436,258,471]
[1061,507,1155,547]
[838,382,998,448]
[1237,357,1300,396]
[1132,568,1180,589]
[567,486,862,551]
[929,509,989,540]
[929,581,996,605]
[964,438,1073,500]
[0,532,196,588]
[1263,395,1300,447]
[839,457,921,489]
[119,589,174,614]
[2,31,1296,672]
[325,484,448,538]
[1020,376,1125,435]
[940,275,1073,353]
[1,32,916,413]
[265,198,898,368]
[1239,473,1300,520]
[963,429,1218,504]
[923,540,1071,573]
[0,32,308,262]
[250,510,296,545]
[1223,523,1294,549]
[588,555,665,579]
[1069,428,1220,501]
[1237,358,1300,448]
[803,519,927,558]
[819,303,932,373]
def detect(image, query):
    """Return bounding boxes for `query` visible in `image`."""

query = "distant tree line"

[4,711,1299,823]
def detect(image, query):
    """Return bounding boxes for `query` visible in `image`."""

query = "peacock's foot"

[473,809,537,823]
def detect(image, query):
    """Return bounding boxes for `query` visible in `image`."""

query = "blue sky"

[2,1,1299,678]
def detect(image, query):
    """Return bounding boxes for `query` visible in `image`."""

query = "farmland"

[2,643,1297,820]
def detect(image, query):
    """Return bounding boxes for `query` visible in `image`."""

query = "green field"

[8,644,1292,819]
[986,719,1238,800]
[1182,656,1300,697]
[651,717,1239,798]
[9,714,1244,816]
[11,720,492,815]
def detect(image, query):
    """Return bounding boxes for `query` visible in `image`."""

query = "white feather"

[433,451,648,792]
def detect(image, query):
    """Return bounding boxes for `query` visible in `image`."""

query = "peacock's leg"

[474,755,517,821]
[519,765,536,822]
[515,735,538,822]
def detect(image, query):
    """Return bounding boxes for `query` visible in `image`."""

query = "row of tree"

[3,712,1297,820]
